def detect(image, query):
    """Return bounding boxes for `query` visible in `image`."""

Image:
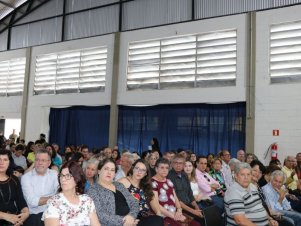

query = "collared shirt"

[262,182,291,212]
[114,165,126,181]
[282,166,298,190]
[167,169,194,205]
[195,168,219,197]
[221,160,233,189]
[12,153,27,170]
[224,182,269,226]
[21,168,59,214]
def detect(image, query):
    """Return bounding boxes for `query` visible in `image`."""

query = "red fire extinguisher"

[271,143,278,160]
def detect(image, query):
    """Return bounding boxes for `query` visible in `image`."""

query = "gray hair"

[234,162,251,174]
[270,170,286,184]
[229,158,240,167]
[35,149,51,160]
[122,152,135,164]
[86,158,99,168]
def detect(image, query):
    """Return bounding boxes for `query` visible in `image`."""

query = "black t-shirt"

[114,189,130,216]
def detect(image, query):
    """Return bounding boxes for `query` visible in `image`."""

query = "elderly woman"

[88,158,140,226]
[209,158,227,196]
[152,158,199,226]
[84,158,99,193]
[0,149,29,226]
[43,161,100,226]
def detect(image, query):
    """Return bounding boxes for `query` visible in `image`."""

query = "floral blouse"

[128,184,150,218]
[42,193,96,226]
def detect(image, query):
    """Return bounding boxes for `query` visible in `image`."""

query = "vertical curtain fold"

[49,106,110,152]
[117,102,246,156]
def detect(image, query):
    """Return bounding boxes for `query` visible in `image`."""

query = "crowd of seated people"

[2,134,301,226]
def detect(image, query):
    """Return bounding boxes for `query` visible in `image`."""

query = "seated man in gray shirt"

[224,162,278,226]
[167,154,203,224]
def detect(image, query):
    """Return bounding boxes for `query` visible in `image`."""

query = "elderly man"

[282,156,300,192]
[167,154,203,224]
[219,149,233,188]
[115,152,134,180]
[282,156,301,212]
[224,162,278,226]
[237,149,246,162]
[21,149,59,226]
[263,170,301,226]
[103,147,112,158]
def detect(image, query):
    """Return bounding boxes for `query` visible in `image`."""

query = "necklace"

[0,182,11,205]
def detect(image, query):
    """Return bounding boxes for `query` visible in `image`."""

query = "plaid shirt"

[262,182,291,212]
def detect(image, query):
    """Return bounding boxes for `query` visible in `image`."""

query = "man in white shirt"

[219,149,233,189]
[115,152,134,180]
[262,170,301,226]
[22,149,58,226]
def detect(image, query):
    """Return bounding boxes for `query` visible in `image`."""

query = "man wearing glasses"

[219,149,234,189]
[168,154,203,225]
[21,149,59,226]
[195,155,224,214]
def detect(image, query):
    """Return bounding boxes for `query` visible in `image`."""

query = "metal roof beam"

[0,1,16,9]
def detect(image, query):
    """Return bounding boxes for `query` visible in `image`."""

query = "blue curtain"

[117,102,246,156]
[49,106,110,152]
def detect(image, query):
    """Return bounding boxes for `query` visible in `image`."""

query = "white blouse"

[43,193,96,226]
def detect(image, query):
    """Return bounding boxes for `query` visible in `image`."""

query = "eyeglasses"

[173,161,184,165]
[36,158,49,163]
[203,174,211,182]
[133,166,147,173]
[59,173,73,180]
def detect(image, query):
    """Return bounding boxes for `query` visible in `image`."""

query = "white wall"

[255,5,301,164]
[118,14,248,105]
[25,34,115,142]
[0,48,26,119]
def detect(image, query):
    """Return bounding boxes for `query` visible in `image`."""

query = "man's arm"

[233,214,257,226]
[38,196,52,206]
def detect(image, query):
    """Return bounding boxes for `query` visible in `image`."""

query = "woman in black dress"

[0,149,29,226]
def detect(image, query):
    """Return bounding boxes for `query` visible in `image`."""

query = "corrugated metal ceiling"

[0,0,28,20]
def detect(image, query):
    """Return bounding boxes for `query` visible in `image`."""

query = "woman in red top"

[151,158,200,226]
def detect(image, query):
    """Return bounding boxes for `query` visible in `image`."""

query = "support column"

[20,47,32,139]
[245,12,256,154]
[108,33,121,147]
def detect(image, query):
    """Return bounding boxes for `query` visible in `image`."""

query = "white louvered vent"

[270,20,301,83]
[34,46,107,95]
[127,29,237,90]
[0,58,26,96]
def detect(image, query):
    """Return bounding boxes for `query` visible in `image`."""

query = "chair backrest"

[203,205,224,226]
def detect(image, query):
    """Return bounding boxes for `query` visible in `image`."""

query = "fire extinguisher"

[271,143,278,160]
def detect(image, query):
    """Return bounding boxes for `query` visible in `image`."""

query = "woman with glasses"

[43,161,100,226]
[0,149,29,226]
[88,158,139,226]
[119,159,164,226]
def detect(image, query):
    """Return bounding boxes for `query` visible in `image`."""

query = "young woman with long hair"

[119,159,163,226]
